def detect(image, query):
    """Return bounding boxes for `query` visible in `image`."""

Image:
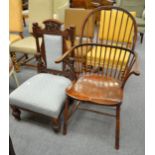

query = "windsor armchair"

[55,6,140,149]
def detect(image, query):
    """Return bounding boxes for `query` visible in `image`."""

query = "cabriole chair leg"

[52,117,61,133]
[115,104,121,150]
[63,97,69,135]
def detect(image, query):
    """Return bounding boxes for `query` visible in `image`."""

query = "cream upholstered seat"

[10,0,54,71]
[9,73,71,118]
[10,0,71,70]
[10,36,37,54]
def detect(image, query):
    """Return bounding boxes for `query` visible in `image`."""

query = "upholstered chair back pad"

[44,34,63,71]
[9,0,23,32]
[65,8,95,37]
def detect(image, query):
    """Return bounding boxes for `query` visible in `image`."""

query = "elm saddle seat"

[66,74,123,105]
[9,20,75,132]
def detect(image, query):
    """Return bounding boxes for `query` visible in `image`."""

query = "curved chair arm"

[122,52,140,88]
[129,56,140,76]
[55,44,79,63]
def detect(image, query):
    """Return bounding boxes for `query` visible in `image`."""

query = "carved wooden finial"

[43,19,63,31]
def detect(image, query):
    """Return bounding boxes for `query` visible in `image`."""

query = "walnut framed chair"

[10,0,54,72]
[55,6,140,149]
[9,20,75,132]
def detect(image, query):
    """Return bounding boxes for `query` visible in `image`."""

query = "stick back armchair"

[55,6,140,149]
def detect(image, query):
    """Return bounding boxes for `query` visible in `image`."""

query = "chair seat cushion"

[10,36,38,54]
[66,74,123,105]
[9,34,22,43]
[86,46,130,70]
[135,17,145,27]
[9,73,71,118]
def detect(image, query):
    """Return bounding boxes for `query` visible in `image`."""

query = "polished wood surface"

[70,0,115,8]
[55,6,140,149]
[66,74,123,105]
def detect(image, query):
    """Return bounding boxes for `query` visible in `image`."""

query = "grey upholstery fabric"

[44,34,63,71]
[9,73,71,118]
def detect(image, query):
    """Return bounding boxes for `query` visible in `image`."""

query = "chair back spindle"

[69,6,137,86]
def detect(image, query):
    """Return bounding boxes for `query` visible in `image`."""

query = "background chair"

[9,20,75,132]
[10,0,70,72]
[55,6,140,149]
[9,0,26,71]
[53,0,70,22]
[9,0,23,43]
[116,0,145,43]
[64,8,95,49]
[10,0,54,72]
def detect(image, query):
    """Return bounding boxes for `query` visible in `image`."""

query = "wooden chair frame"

[11,19,75,133]
[55,6,140,149]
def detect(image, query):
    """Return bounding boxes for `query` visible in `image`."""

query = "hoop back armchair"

[55,6,140,149]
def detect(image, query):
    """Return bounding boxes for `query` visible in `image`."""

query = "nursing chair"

[9,20,75,132]
[55,6,140,149]
[10,0,54,72]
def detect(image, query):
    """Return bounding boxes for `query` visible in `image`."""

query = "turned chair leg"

[63,97,69,135]
[11,52,20,72]
[115,105,121,150]
[12,106,21,120]
[51,117,61,133]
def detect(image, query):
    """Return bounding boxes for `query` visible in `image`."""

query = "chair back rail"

[63,6,137,87]
[9,0,23,34]
[33,20,75,80]
[80,6,137,51]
